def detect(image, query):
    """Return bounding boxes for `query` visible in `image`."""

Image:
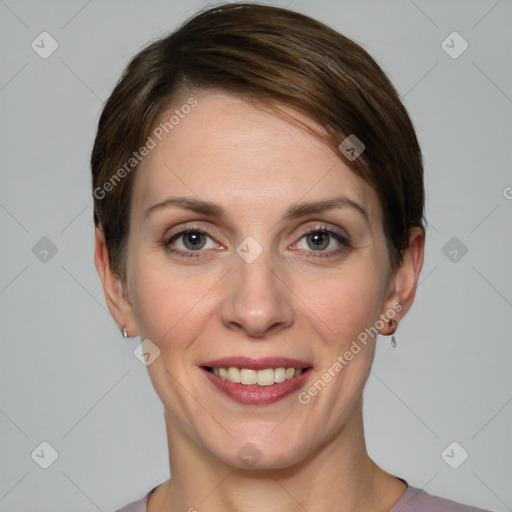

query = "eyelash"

[165,227,219,259]
[164,225,352,259]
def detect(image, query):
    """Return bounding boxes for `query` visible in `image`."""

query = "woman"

[92,3,492,511]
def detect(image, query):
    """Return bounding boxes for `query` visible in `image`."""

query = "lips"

[201,357,313,405]
[202,356,311,371]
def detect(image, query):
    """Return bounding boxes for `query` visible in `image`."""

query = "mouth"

[205,366,306,385]
[200,357,313,405]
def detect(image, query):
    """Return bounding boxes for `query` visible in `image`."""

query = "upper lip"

[201,357,312,371]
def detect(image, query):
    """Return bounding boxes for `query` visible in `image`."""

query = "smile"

[201,357,313,405]
[206,366,303,386]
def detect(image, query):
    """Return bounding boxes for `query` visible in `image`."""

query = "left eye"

[295,230,342,251]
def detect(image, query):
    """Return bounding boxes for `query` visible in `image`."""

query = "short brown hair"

[91,2,426,280]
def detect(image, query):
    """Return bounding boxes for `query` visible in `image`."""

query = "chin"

[207,432,314,471]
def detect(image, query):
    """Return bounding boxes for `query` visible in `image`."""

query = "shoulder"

[113,486,157,512]
[391,486,493,512]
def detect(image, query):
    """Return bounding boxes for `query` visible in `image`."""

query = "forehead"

[132,91,381,226]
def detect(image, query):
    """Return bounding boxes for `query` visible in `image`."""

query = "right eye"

[165,227,221,258]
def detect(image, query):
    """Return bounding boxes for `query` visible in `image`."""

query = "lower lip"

[202,368,312,405]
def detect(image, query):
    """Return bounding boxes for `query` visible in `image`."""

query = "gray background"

[1,0,511,511]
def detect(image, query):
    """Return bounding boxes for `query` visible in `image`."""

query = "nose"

[220,251,294,339]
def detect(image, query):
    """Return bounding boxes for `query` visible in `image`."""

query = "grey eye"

[305,232,330,250]
[181,232,207,250]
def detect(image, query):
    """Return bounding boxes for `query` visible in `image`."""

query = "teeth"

[257,368,275,386]
[274,367,286,383]
[240,369,257,385]
[227,367,240,383]
[211,366,304,385]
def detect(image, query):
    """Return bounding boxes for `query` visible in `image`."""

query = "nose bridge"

[221,244,293,337]
[237,249,276,298]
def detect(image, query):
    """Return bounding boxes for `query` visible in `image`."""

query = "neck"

[150,400,406,512]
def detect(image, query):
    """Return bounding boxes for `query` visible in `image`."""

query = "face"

[121,91,399,469]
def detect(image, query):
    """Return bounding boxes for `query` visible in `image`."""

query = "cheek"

[291,262,385,343]
[292,268,382,436]
[127,256,219,347]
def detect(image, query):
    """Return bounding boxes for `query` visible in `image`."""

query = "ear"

[378,227,425,335]
[94,227,138,338]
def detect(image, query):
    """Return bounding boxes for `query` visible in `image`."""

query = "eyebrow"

[282,197,369,224]
[144,196,369,224]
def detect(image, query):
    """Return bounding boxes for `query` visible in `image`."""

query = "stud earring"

[122,326,128,338]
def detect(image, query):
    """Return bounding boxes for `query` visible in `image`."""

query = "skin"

[95,91,424,512]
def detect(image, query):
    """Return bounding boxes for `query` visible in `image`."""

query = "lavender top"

[114,479,493,512]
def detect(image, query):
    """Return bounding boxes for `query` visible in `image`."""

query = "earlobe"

[94,227,137,337]
[378,227,425,334]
